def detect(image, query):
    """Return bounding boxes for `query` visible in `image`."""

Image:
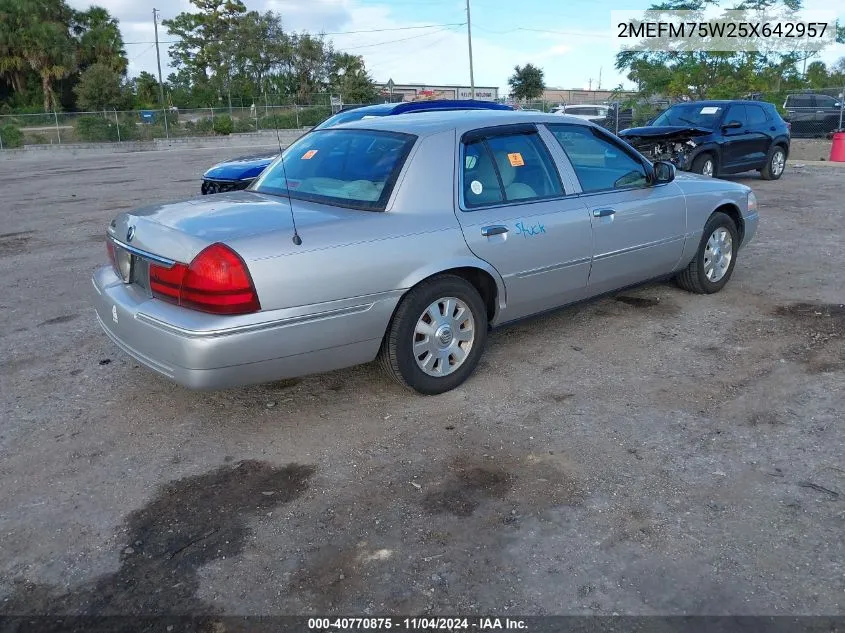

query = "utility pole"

[153,8,169,139]
[466,0,475,99]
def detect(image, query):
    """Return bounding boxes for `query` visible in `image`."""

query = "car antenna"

[272,108,302,246]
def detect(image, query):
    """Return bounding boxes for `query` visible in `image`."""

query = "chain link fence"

[1,86,843,149]
[0,104,347,148]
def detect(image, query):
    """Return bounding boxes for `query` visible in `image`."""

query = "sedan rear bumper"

[91,266,399,389]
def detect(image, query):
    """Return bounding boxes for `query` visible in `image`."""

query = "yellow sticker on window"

[301,149,318,160]
[507,152,525,167]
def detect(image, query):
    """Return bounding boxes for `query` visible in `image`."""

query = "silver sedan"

[93,111,759,394]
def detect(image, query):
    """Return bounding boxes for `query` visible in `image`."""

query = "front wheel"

[760,145,786,180]
[675,212,739,294]
[379,275,488,395]
[691,153,716,177]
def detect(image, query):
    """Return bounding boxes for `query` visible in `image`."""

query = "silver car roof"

[330,109,596,138]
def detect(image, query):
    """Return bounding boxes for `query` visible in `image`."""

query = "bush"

[0,124,24,148]
[233,117,256,133]
[259,106,333,130]
[75,115,135,142]
[212,114,233,135]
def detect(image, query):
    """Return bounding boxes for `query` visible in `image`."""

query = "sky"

[66,0,845,95]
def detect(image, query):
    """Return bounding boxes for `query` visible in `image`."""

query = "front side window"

[462,131,563,209]
[815,95,837,108]
[547,124,648,193]
[252,129,416,211]
[724,104,748,127]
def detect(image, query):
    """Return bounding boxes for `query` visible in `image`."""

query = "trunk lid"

[106,190,357,265]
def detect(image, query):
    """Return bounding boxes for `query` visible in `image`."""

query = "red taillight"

[148,243,260,315]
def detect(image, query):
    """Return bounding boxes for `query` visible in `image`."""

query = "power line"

[340,25,466,51]
[121,22,466,45]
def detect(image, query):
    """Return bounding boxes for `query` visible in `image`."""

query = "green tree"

[805,61,829,88]
[288,33,332,102]
[163,0,248,105]
[72,6,127,75]
[508,64,545,101]
[2,0,76,111]
[133,71,159,107]
[329,53,377,104]
[73,62,122,110]
[614,0,841,101]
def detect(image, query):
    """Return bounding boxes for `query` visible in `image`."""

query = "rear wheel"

[675,212,739,294]
[760,145,786,180]
[379,275,488,395]
[691,153,716,177]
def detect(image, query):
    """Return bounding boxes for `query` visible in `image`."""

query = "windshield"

[651,104,724,129]
[252,129,417,211]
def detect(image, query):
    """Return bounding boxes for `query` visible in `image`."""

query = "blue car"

[200,99,513,194]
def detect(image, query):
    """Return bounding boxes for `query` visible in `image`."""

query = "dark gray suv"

[783,93,843,137]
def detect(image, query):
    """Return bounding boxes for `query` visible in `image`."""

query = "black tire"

[675,211,739,294]
[379,274,488,395]
[691,153,716,177]
[760,144,786,180]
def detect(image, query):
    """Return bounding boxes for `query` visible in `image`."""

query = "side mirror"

[652,160,676,184]
[722,120,743,129]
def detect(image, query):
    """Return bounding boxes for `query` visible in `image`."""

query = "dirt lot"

[0,149,843,619]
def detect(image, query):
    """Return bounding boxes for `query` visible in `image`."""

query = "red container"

[830,132,845,163]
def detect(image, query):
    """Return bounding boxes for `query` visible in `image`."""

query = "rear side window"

[547,124,648,193]
[746,104,768,126]
[788,95,812,108]
[252,129,416,211]
[462,131,564,209]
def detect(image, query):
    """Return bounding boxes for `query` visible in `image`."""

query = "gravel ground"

[0,150,843,618]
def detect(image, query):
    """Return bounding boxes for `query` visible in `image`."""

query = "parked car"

[618,100,790,180]
[783,92,843,137]
[200,100,513,194]
[95,110,758,394]
[552,104,610,122]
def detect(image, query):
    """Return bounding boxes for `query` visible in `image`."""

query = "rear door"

[544,122,686,294]
[785,94,814,133]
[742,103,772,166]
[720,103,754,169]
[455,123,593,321]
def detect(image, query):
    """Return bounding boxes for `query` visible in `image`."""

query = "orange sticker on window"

[301,149,318,160]
[507,152,524,167]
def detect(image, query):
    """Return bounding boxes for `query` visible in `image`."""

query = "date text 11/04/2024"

[307,617,528,630]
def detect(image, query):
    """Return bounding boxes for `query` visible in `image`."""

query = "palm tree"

[21,20,75,111]
[73,7,127,75]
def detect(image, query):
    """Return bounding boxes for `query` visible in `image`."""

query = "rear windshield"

[312,108,388,130]
[252,129,417,211]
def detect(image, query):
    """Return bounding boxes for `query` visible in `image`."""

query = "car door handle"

[481,225,508,237]
[593,208,615,218]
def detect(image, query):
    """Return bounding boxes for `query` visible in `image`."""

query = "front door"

[544,122,687,294]
[721,103,756,170]
[455,123,593,322]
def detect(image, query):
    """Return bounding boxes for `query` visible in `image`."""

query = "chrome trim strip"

[136,302,376,339]
[109,237,177,268]
[515,257,592,278]
[593,235,684,262]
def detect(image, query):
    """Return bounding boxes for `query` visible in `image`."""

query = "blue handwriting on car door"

[515,221,546,237]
